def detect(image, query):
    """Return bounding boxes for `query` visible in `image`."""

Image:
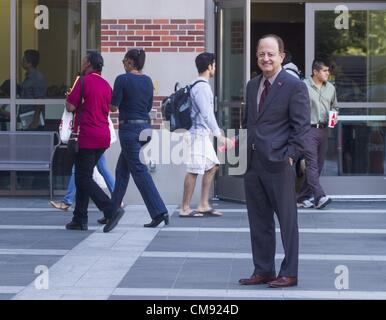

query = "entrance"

[215,0,305,201]
[0,0,101,196]
[215,1,386,200]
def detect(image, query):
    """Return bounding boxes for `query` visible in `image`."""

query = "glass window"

[16,103,64,131]
[219,7,245,103]
[16,0,81,99]
[0,172,10,191]
[0,0,10,131]
[0,104,10,131]
[315,10,386,103]
[15,103,70,191]
[0,0,10,99]
[87,0,101,51]
[322,108,386,176]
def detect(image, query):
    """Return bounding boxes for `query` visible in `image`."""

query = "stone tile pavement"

[0,197,385,300]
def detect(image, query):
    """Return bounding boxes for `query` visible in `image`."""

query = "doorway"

[215,1,305,201]
[250,3,305,78]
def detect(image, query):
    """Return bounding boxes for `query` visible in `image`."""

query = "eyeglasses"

[256,52,278,59]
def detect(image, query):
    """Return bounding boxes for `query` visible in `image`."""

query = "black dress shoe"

[65,221,88,231]
[103,208,125,233]
[97,217,107,225]
[144,213,169,228]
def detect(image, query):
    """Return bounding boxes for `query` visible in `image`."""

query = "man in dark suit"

[239,34,310,288]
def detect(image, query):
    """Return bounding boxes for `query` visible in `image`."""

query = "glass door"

[306,2,386,195]
[0,0,101,196]
[215,0,250,201]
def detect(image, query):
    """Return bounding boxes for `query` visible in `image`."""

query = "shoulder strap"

[285,68,301,78]
[190,79,207,90]
[74,76,84,134]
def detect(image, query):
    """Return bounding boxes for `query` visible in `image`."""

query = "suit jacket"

[243,69,310,173]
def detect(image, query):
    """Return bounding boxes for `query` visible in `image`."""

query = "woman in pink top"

[65,52,122,231]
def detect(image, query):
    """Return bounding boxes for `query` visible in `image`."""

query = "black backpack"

[161,80,206,132]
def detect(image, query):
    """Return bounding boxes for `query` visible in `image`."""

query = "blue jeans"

[63,153,115,205]
[110,123,167,219]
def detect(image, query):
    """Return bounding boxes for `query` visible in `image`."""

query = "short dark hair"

[195,52,215,74]
[282,50,292,65]
[86,51,104,72]
[258,34,285,53]
[125,48,146,71]
[312,59,329,75]
[24,49,40,68]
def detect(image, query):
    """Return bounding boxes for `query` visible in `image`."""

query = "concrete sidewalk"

[0,197,386,299]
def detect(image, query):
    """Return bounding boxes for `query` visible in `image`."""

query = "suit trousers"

[297,127,329,203]
[244,151,299,277]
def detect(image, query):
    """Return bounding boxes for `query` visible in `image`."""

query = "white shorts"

[184,132,220,175]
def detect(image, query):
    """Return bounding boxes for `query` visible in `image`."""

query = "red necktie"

[259,79,271,113]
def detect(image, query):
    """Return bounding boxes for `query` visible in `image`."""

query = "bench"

[0,132,60,198]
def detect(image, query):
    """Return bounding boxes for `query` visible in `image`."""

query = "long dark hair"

[125,48,146,71]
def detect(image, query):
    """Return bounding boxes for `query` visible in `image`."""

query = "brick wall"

[101,19,205,53]
[102,18,206,129]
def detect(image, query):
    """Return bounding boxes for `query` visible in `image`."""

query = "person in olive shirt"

[297,59,338,209]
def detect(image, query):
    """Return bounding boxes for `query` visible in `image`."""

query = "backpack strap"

[73,76,84,134]
[285,67,302,79]
[189,80,209,129]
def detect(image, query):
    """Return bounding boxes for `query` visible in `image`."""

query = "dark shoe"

[268,276,298,288]
[97,217,107,225]
[239,273,276,285]
[144,213,169,228]
[103,208,125,233]
[65,221,88,231]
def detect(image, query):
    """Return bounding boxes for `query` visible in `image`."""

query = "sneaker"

[297,198,314,208]
[315,196,331,209]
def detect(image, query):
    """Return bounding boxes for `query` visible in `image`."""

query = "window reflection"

[87,0,101,51]
[0,80,10,131]
[219,7,245,103]
[0,0,10,99]
[322,108,386,176]
[17,0,81,98]
[315,10,386,103]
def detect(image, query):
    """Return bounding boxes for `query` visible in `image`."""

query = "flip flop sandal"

[179,210,204,218]
[50,201,71,211]
[198,208,223,217]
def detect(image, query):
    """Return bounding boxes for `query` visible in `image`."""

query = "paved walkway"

[0,198,386,299]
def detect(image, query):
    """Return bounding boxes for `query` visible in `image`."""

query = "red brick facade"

[102,19,206,129]
[101,19,205,53]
